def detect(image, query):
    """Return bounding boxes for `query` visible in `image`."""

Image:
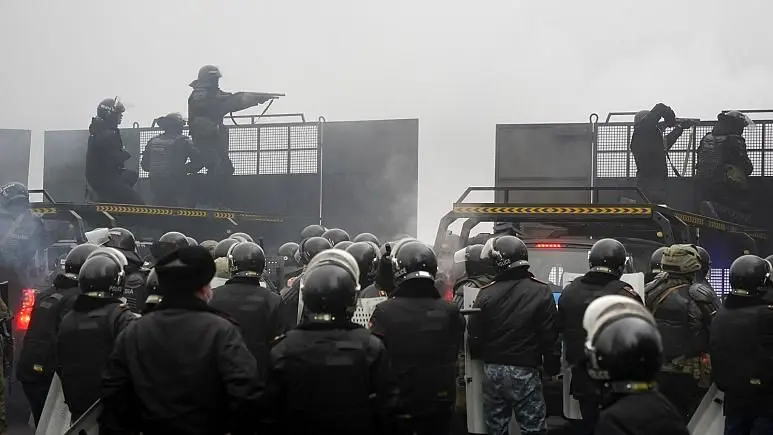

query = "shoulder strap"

[651,283,689,316]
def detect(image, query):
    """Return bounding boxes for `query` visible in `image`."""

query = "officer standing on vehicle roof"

[85,98,144,204]
[584,295,689,435]
[345,241,380,295]
[141,112,201,207]
[278,236,333,329]
[17,243,97,424]
[369,239,464,435]
[556,238,641,434]
[209,242,284,378]
[100,246,262,434]
[56,247,137,422]
[644,244,715,422]
[468,235,560,435]
[188,65,274,208]
[104,227,149,314]
[695,110,754,217]
[630,103,690,204]
[710,255,773,435]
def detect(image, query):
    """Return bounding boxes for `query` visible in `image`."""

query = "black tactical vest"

[711,296,773,394]
[57,302,125,416]
[645,278,707,360]
[278,327,375,430]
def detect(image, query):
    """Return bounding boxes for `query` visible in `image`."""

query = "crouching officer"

[210,242,284,377]
[469,235,560,435]
[369,240,464,435]
[17,243,98,424]
[557,238,641,433]
[711,255,773,435]
[56,247,137,422]
[584,295,689,435]
[645,244,714,421]
[101,246,262,434]
[265,249,400,434]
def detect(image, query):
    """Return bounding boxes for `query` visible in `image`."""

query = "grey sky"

[1,0,772,241]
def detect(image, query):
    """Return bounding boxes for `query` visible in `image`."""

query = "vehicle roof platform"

[435,187,767,254]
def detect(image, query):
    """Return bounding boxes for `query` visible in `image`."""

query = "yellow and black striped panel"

[31,204,283,223]
[31,207,58,215]
[452,205,652,216]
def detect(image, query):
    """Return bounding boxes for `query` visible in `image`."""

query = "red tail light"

[15,288,36,331]
[534,243,564,249]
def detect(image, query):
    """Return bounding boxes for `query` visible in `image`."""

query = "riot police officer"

[369,240,464,435]
[353,232,381,246]
[214,238,239,260]
[584,295,689,435]
[105,227,148,313]
[345,241,380,295]
[556,238,641,433]
[278,241,301,288]
[85,97,143,204]
[150,231,191,264]
[100,246,261,434]
[17,243,98,424]
[141,113,201,206]
[300,224,326,241]
[451,243,495,310]
[696,110,754,217]
[630,103,688,204]
[710,255,773,435]
[57,248,137,421]
[334,240,354,250]
[201,239,218,257]
[230,232,254,243]
[278,236,333,329]
[0,182,46,310]
[694,246,720,307]
[468,235,560,435]
[142,268,162,314]
[644,244,715,421]
[266,249,399,434]
[646,246,667,283]
[210,242,283,377]
[185,236,198,247]
[322,228,350,247]
[188,65,273,208]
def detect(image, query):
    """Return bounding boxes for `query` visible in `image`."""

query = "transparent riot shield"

[36,373,70,435]
[353,296,387,327]
[64,400,101,435]
[687,384,725,435]
[462,285,487,434]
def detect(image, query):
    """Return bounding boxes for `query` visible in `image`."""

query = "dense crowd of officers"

[0,188,770,435]
[85,65,275,207]
[631,103,754,217]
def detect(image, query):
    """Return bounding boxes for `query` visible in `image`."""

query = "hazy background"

[1,0,772,241]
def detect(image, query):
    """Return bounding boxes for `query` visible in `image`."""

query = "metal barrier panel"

[595,121,772,179]
[0,129,31,186]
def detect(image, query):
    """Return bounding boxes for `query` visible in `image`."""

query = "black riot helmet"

[230,232,254,243]
[278,242,300,266]
[301,264,359,321]
[156,112,185,133]
[299,236,333,265]
[196,65,222,85]
[63,244,100,279]
[334,240,354,251]
[0,182,30,210]
[200,240,218,257]
[97,97,125,126]
[300,224,326,241]
[465,244,495,277]
[392,240,438,286]
[159,231,189,247]
[729,255,772,296]
[353,232,381,246]
[322,228,350,246]
[649,246,667,274]
[105,227,137,252]
[766,255,773,265]
[144,268,162,310]
[346,241,380,287]
[80,248,128,297]
[185,236,198,247]
[717,110,753,134]
[588,316,663,383]
[696,246,711,275]
[228,242,266,278]
[214,238,240,259]
[480,235,529,273]
[588,238,628,278]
